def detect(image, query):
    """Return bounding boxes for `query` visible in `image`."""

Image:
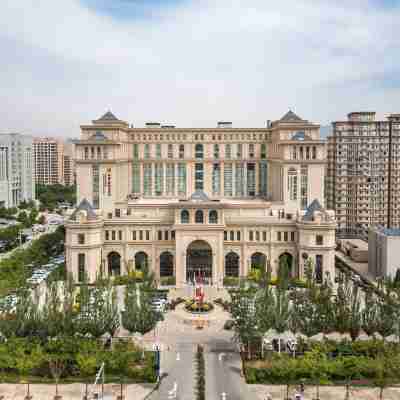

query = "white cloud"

[0,0,399,137]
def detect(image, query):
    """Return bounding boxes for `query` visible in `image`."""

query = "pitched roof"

[70,199,98,221]
[280,110,303,122]
[187,190,210,202]
[98,111,119,121]
[302,199,324,221]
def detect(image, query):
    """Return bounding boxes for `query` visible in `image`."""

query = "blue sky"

[0,0,399,137]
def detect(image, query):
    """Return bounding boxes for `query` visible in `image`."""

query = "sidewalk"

[0,383,154,399]
[249,384,400,400]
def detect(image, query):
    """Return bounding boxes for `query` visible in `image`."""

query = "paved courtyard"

[0,383,153,400]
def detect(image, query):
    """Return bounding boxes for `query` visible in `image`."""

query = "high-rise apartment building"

[326,112,400,238]
[34,138,64,185]
[0,133,35,207]
[63,140,76,186]
[65,111,336,286]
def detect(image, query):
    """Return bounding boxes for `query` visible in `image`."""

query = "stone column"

[163,162,167,196]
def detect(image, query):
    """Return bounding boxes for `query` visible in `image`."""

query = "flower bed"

[184,299,214,314]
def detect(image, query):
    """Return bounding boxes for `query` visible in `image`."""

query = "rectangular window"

[224,231,227,241]
[78,234,85,244]
[144,164,152,196]
[316,235,323,245]
[224,163,233,196]
[261,144,267,159]
[259,162,268,196]
[212,163,221,195]
[214,144,219,159]
[284,231,288,242]
[230,231,234,241]
[171,230,175,240]
[288,169,298,201]
[132,231,136,240]
[291,231,295,241]
[115,209,121,217]
[164,231,169,241]
[235,163,245,196]
[249,144,255,158]
[158,231,162,240]
[118,230,122,240]
[262,231,267,241]
[156,144,162,159]
[249,231,254,241]
[178,163,187,195]
[166,164,175,195]
[144,144,150,159]
[236,231,241,241]
[225,144,231,159]
[106,169,112,196]
[179,144,185,159]
[92,165,99,208]
[139,230,143,240]
[168,144,173,159]
[237,143,242,158]
[195,163,204,190]
[146,230,150,240]
[78,254,85,282]
[133,144,139,159]
[155,163,164,196]
[132,163,140,194]
[112,231,116,240]
[247,163,256,196]
[105,231,109,241]
[255,231,260,241]
[277,231,281,241]
[300,165,308,209]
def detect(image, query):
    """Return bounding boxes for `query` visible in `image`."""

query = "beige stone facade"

[66,111,336,286]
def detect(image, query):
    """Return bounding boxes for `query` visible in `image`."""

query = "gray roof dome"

[70,199,98,221]
[89,131,108,141]
[302,199,324,221]
[98,111,119,121]
[280,110,303,122]
[188,190,210,202]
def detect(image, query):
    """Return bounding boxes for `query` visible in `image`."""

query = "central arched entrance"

[186,240,212,284]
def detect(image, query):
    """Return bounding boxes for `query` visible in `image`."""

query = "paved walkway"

[0,383,154,399]
[249,384,400,400]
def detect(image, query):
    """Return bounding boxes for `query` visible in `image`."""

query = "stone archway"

[279,252,294,279]
[160,251,174,277]
[186,240,212,283]
[107,251,121,276]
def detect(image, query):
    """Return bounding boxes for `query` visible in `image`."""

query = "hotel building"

[66,111,336,287]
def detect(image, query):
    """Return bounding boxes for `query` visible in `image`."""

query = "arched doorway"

[225,252,239,277]
[135,251,148,271]
[108,252,121,276]
[186,240,212,283]
[279,252,294,279]
[160,251,174,277]
[251,252,266,271]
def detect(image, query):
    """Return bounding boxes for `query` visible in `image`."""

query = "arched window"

[160,251,174,277]
[181,209,189,223]
[195,144,204,159]
[209,210,218,224]
[135,251,148,271]
[225,252,239,277]
[108,252,121,276]
[195,210,204,223]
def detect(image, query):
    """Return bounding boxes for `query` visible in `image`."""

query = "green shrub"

[160,276,176,286]
[223,276,240,286]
